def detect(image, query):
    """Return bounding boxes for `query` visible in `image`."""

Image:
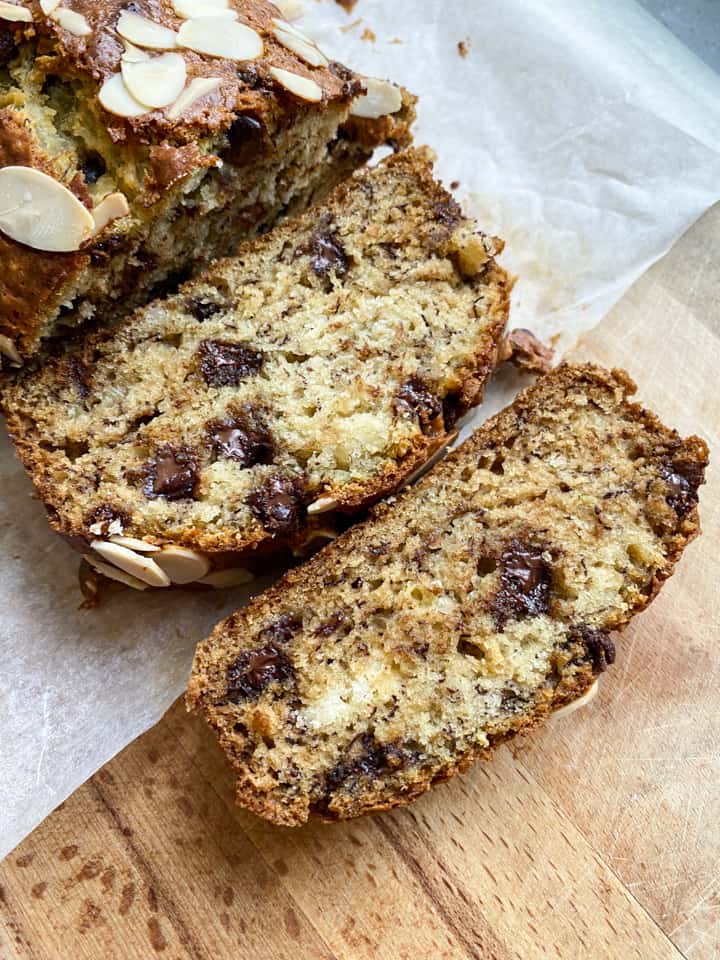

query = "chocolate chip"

[85,505,131,536]
[246,474,305,535]
[660,458,705,517]
[89,233,132,265]
[394,377,444,436]
[260,612,302,645]
[328,61,354,81]
[490,539,552,629]
[144,445,199,501]
[0,28,17,66]
[67,357,90,399]
[208,408,274,468]
[80,152,106,185]
[186,297,222,322]
[236,64,272,93]
[222,114,268,166]
[317,734,412,814]
[310,227,349,277]
[225,642,295,702]
[198,340,264,387]
[314,611,346,637]
[433,197,463,229]
[571,626,616,674]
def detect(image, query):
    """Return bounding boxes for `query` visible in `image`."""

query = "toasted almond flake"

[117,10,178,50]
[0,166,95,253]
[166,75,222,119]
[0,2,32,22]
[172,0,235,19]
[40,0,61,13]
[273,0,304,21]
[274,26,327,67]
[90,191,130,235]
[177,17,263,61]
[350,77,402,119]
[154,546,211,584]
[307,496,338,515]
[50,7,91,36]
[108,535,161,553]
[551,680,599,720]
[269,66,322,102]
[0,334,21,365]
[83,555,149,591]
[99,72,150,117]
[270,17,309,41]
[199,567,255,588]
[91,540,171,587]
[122,51,186,109]
[121,39,150,62]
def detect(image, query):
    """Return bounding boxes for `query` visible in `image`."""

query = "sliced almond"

[107,518,124,537]
[269,66,322,102]
[122,51,186,109]
[0,166,95,253]
[199,567,255,588]
[154,546,211,584]
[39,0,60,13]
[551,680,599,720]
[307,496,338,515]
[117,10,178,50]
[90,191,130,236]
[51,7,91,36]
[273,25,327,68]
[0,334,21,365]
[273,1,304,22]
[166,76,222,120]
[172,0,235,19]
[350,77,402,119]
[108,534,161,553]
[177,17,263,61]
[0,2,32,22]
[121,39,151,62]
[99,73,150,118]
[91,540,171,587]
[83,555,150,592]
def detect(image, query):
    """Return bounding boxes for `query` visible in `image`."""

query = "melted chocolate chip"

[236,64,272,93]
[491,539,553,629]
[261,612,302,645]
[328,61,355,81]
[144,445,199,501]
[225,642,295,702]
[85,505,131,535]
[0,28,17,66]
[222,114,268,166]
[660,459,705,517]
[186,297,222,322]
[395,377,444,436]
[198,340,264,387]
[310,228,349,277]
[67,358,90,399]
[433,197,463,229]
[89,234,132,265]
[569,627,616,674]
[314,611,346,637]
[246,475,305,535]
[80,152,106,185]
[208,408,274,468]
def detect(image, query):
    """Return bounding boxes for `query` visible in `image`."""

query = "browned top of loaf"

[187,364,708,826]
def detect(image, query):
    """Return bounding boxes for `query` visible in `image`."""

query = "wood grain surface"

[1,206,718,960]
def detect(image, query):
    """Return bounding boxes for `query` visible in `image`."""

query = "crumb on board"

[450,180,460,191]
[389,37,403,45]
[361,26,376,42]
[458,39,470,58]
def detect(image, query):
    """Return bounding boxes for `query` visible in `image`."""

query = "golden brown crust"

[187,363,708,826]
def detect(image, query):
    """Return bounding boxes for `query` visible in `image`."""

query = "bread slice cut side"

[3,149,510,582]
[187,364,708,825]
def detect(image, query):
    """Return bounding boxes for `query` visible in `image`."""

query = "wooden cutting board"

[1,207,718,960]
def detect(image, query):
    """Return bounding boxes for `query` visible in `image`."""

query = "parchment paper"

[2,0,720,860]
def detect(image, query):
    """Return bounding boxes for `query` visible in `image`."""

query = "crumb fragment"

[335,0,358,10]
[361,27,376,43]
[340,17,362,33]
[498,328,555,375]
[458,40,470,58]
[450,180,460,191]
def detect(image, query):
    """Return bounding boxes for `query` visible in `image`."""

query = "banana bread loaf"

[187,364,708,825]
[4,148,510,590]
[0,0,413,362]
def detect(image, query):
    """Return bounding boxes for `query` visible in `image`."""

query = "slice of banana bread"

[4,148,510,590]
[0,0,413,362]
[187,364,708,826]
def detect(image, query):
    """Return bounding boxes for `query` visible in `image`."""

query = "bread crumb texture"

[4,149,510,567]
[187,364,708,825]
